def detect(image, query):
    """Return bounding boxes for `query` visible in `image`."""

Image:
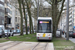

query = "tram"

[36,17,53,40]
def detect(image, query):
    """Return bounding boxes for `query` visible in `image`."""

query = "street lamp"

[66,0,69,40]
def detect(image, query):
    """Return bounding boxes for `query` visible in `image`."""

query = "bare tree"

[21,0,28,35]
[18,0,23,35]
[46,0,65,37]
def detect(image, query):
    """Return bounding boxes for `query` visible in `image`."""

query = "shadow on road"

[38,40,52,42]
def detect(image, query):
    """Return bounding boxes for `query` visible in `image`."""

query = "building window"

[69,20,72,23]
[6,8,12,15]
[69,24,72,26]
[7,3,12,8]
[69,16,72,19]
[16,11,17,15]
[8,8,12,14]
[15,17,17,22]
[0,4,4,10]
[7,17,11,24]
[0,12,4,17]
[0,0,4,2]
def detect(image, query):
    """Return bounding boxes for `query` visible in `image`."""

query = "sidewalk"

[0,41,54,50]
[62,34,75,43]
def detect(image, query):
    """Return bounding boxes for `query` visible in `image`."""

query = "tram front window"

[38,20,51,33]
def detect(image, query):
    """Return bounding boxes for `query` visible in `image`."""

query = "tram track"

[4,41,22,50]
[32,42,40,50]
[36,42,48,50]
[0,41,50,50]
[32,42,48,50]
[0,41,15,47]
[44,42,48,50]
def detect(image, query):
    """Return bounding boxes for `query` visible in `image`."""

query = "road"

[0,32,30,38]
[62,34,75,43]
[14,32,28,36]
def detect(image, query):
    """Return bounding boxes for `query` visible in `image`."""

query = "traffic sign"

[73,26,75,29]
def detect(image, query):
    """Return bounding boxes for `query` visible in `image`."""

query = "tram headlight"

[48,34,50,36]
[38,34,40,36]
[37,34,40,36]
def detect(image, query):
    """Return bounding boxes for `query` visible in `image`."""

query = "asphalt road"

[14,32,28,36]
[0,32,30,38]
[62,34,75,43]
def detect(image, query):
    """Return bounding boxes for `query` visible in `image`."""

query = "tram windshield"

[37,20,51,33]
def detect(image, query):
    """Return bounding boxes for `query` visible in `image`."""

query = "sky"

[65,0,74,6]
[43,0,74,6]
[43,1,51,7]
[32,0,74,8]
[32,0,50,8]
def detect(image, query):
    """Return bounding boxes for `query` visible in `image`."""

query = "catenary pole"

[66,0,69,40]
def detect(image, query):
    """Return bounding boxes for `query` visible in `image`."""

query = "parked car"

[16,29,20,34]
[0,30,5,38]
[4,29,13,37]
[13,30,16,34]
[0,25,5,31]
[65,31,75,38]
[72,31,75,38]
[4,30,9,37]
[69,31,73,37]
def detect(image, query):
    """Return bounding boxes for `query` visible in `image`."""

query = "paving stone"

[0,41,54,50]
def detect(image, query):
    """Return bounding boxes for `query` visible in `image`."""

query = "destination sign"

[39,21,49,23]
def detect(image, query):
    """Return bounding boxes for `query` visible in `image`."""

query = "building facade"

[0,0,5,25]
[58,10,66,31]
[58,0,75,32]
[69,7,73,31]
[15,9,21,29]
[5,0,12,29]
[4,0,21,29]
[73,5,75,31]
[58,7,73,32]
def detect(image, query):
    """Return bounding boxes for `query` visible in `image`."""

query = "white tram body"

[36,17,53,40]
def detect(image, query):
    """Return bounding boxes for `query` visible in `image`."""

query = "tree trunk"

[57,0,65,24]
[52,0,58,37]
[25,0,32,34]
[18,0,23,35]
[22,0,28,35]
[31,18,34,34]
[52,0,56,37]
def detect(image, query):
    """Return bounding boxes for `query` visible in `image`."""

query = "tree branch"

[57,0,65,24]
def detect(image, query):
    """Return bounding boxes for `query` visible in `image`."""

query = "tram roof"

[38,17,52,20]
